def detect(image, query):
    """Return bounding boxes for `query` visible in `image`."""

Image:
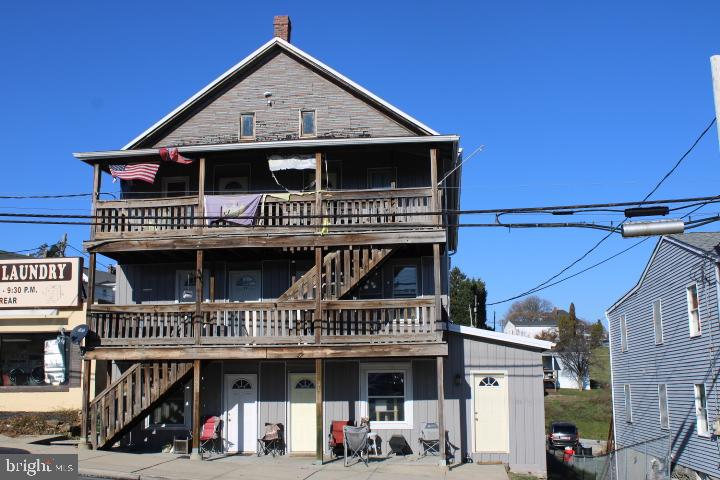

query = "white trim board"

[447,323,554,350]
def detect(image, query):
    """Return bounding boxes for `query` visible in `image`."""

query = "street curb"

[79,468,140,480]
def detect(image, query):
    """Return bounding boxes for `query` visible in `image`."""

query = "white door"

[289,373,316,452]
[224,374,258,453]
[473,374,509,453]
[228,270,262,302]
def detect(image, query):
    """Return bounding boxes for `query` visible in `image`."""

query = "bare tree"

[503,295,553,328]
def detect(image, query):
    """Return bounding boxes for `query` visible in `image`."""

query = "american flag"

[159,147,194,164]
[109,163,160,184]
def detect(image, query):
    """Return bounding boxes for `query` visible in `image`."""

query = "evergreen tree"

[449,267,488,329]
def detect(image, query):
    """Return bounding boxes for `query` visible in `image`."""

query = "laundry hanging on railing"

[204,194,263,226]
[267,154,315,171]
[159,147,194,164]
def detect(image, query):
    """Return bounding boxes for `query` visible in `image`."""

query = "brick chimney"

[273,15,291,43]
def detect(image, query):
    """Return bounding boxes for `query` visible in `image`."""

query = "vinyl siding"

[151,51,414,147]
[608,239,720,478]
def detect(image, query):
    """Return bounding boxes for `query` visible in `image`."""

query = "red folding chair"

[328,420,352,458]
[199,416,222,456]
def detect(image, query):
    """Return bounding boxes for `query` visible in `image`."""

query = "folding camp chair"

[257,423,284,457]
[418,422,440,456]
[343,425,369,467]
[328,420,352,458]
[199,416,222,456]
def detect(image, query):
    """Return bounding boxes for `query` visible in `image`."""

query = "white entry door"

[289,373,316,453]
[224,374,258,453]
[473,374,509,453]
[228,270,262,302]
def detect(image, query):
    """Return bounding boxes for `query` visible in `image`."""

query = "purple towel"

[204,194,262,226]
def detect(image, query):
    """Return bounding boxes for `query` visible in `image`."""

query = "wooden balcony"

[87,298,440,348]
[92,188,435,240]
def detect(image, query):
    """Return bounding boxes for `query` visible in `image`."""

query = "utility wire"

[487,117,717,306]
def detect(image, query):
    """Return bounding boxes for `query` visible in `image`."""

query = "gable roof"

[123,37,438,150]
[447,323,554,351]
[606,232,720,315]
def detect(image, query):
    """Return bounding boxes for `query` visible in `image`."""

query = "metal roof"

[447,323,554,351]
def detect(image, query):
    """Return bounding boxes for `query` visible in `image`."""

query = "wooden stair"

[278,246,395,301]
[87,361,193,450]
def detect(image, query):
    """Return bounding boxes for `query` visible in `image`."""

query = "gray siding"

[608,239,720,478]
[152,51,414,147]
[445,333,547,475]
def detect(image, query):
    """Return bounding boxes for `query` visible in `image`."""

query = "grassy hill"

[544,346,612,440]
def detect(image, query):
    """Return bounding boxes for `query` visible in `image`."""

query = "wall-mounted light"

[264,91,273,107]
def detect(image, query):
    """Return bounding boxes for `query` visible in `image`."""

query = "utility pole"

[711,55,720,149]
[493,311,496,331]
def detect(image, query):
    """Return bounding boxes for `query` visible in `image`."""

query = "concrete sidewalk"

[0,435,510,480]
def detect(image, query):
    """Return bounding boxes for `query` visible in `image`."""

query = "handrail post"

[195,250,204,344]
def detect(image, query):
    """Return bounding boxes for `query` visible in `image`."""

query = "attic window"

[240,113,255,139]
[300,110,316,137]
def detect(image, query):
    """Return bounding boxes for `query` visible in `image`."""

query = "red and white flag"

[159,147,194,164]
[109,163,160,184]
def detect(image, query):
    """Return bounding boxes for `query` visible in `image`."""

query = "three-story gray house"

[73,16,551,476]
[606,232,720,479]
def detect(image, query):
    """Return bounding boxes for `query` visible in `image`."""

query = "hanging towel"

[267,154,315,171]
[204,194,263,226]
[159,147,194,164]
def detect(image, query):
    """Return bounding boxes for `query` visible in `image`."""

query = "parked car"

[547,421,579,450]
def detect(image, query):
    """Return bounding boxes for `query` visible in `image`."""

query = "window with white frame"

[694,384,710,435]
[624,384,633,423]
[240,113,255,139]
[687,284,701,336]
[360,363,412,429]
[300,110,316,137]
[653,299,663,345]
[620,314,628,352]
[161,176,189,197]
[658,384,669,430]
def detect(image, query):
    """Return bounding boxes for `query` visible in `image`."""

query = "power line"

[487,117,717,306]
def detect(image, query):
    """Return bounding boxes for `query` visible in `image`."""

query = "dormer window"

[240,113,255,139]
[300,110,316,137]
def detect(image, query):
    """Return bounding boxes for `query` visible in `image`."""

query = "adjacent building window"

[653,299,663,345]
[300,110,316,137]
[687,284,701,336]
[624,384,633,423]
[0,333,69,387]
[694,384,710,435]
[240,113,255,139]
[658,384,669,430]
[392,266,417,298]
[620,314,628,352]
[360,363,413,429]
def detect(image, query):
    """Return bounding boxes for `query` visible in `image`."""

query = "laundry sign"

[0,257,83,308]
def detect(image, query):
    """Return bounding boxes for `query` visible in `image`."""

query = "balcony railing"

[92,188,435,239]
[87,298,438,347]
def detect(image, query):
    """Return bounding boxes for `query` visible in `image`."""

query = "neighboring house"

[73,17,550,475]
[0,252,113,411]
[83,267,116,304]
[606,232,720,480]
[504,310,588,390]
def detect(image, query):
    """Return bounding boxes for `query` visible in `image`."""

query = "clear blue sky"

[1,1,719,326]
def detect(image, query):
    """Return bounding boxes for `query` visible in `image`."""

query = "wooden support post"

[315,358,324,464]
[197,157,206,228]
[314,247,322,344]
[433,243,442,329]
[191,359,202,459]
[195,250,204,344]
[436,356,446,465]
[430,148,440,225]
[315,152,322,224]
[80,358,92,449]
[91,163,102,240]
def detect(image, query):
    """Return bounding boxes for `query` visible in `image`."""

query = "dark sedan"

[547,421,579,450]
